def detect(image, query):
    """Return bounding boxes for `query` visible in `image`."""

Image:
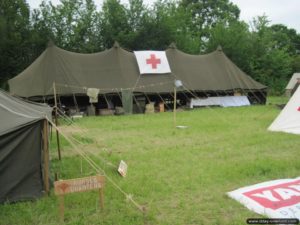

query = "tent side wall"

[0,121,45,203]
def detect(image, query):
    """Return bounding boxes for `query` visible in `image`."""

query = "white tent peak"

[268,86,300,135]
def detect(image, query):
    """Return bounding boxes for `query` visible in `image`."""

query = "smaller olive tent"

[0,90,52,203]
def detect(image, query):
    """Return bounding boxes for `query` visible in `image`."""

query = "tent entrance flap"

[121,90,133,114]
[0,122,44,203]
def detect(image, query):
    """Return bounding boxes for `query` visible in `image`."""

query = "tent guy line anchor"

[47,117,146,213]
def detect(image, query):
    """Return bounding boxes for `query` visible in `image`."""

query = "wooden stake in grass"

[59,195,64,222]
[53,82,62,160]
[174,80,183,128]
[173,86,177,128]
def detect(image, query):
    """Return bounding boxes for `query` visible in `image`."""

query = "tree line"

[1,0,300,94]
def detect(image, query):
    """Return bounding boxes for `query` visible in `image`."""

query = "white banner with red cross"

[134,51,171,74]
[228,177,300,219]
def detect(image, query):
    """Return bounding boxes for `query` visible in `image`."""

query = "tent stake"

[53,82,62,160]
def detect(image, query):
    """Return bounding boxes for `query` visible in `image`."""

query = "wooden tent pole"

[53,82,62,160]
[173,86,177,128]
[43,119,50,195]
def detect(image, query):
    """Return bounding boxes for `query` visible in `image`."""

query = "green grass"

[2,98,300,225]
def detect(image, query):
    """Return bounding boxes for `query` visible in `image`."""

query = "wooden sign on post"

[54,175,105,221]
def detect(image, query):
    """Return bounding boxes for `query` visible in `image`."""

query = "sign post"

[173,80,183,128]
[54,175,105,221]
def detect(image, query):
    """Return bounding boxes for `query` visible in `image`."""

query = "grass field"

[1,97,300,225]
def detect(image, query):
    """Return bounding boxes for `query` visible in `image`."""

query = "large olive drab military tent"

[8,42,266,101]
[0,90,52,203]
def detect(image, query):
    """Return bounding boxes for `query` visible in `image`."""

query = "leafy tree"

[33,0,102,52]
[71,0,102,52]
[131,15,174,50]
[206,21,253,73]
[268,24,300,76]
[128,0,176,50]
[122,0,150,49]
[292,55,300,72]
[206,15,298,94]
[127,0,146,32]
[0,0,31,89]
[100,0,131,49]
[179,0,240,50]
[1,0,299,96]
[99,0,178,50]
[250,16,293,94]
[152,0,200,53]
[269,24,300,55]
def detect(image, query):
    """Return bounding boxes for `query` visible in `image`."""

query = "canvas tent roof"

[0,90,52,203]
[165,45,265,92]
[0,90,52,135]
[268,86,300,135]
[285,73,300,90]
[8,42,266,98]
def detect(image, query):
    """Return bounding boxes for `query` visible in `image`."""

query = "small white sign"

[176,125,188,129]
[118,160,128,177]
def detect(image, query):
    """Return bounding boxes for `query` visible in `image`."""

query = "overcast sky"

[27,0,300,32]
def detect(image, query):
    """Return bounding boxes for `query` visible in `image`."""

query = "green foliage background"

[1,0,300,94]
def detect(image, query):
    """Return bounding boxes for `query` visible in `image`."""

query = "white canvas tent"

[285,73,300,97]
[268,86,300,134]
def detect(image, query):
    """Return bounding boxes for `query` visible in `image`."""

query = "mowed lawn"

[1,97,300,225]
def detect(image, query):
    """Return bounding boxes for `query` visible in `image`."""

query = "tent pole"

[43,119,50,195]
[53,82,62,160]
[173,86,177,128]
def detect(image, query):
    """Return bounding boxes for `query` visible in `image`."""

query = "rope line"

[55,81,174,92]
[47,116,145,212]
[55,107,118,167]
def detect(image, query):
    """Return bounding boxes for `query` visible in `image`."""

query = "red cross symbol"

[146,54,161,69]
[57,183,69,193]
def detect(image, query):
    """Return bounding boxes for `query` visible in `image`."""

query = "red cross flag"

[134,51,171,74]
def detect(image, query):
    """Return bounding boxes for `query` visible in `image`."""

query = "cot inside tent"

[268,86,300,134]
[0,90,52,203]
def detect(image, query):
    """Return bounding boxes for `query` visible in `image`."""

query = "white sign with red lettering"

[228,177,300,218]
[134,51,171,74]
